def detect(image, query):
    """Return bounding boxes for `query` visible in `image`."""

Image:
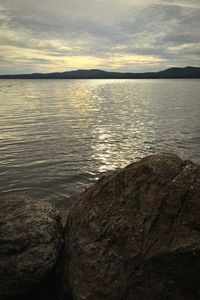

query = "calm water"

[0,79,200,219]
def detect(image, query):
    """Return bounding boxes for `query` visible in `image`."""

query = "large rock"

[0,195,63,299]
[62,153,200,300]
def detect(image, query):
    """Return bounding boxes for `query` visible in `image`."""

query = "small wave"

[0,187,69,200]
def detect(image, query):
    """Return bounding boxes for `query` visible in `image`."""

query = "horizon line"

[0,65,199,76]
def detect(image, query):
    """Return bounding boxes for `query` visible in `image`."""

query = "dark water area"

[0,79,199,220]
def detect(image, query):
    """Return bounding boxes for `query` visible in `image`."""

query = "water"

[0,79,199,220]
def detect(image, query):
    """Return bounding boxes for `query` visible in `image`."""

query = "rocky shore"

[1,153,200,300]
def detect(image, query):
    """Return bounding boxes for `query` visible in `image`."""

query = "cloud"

[0,0,199,74]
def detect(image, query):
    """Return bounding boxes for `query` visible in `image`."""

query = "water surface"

[0,79,199,218]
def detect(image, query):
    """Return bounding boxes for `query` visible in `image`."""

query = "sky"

[0,0,199,74]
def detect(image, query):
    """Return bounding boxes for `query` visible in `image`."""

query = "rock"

[0,195,63,299]
[62,153,200,300]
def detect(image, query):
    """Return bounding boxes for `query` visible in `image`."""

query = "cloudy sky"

[0,0,199,74]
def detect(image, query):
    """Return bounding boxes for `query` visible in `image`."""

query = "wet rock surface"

[0,195,63,299]
[62,153,200,300]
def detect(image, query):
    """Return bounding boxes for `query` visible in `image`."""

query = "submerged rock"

[0,195,63,299]
[62,153,200,300]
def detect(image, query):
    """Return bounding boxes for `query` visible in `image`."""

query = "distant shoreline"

[1,77,200,80]
[0,66,200,79]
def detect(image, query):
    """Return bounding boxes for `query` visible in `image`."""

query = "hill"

[0,66,200,79]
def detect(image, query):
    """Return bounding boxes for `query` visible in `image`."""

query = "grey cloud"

[0,0,199,73]
[117,3,200,57]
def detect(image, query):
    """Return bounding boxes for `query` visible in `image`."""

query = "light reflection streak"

[0,79,199,219]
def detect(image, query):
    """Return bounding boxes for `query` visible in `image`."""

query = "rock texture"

[63,153,200,300]
[0,195,63,299]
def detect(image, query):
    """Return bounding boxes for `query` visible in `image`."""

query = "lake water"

[0,79,199,220]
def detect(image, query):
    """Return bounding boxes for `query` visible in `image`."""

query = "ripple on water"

[0,79,200,217]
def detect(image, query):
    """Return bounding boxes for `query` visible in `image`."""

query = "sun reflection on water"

[0,79,199,216]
